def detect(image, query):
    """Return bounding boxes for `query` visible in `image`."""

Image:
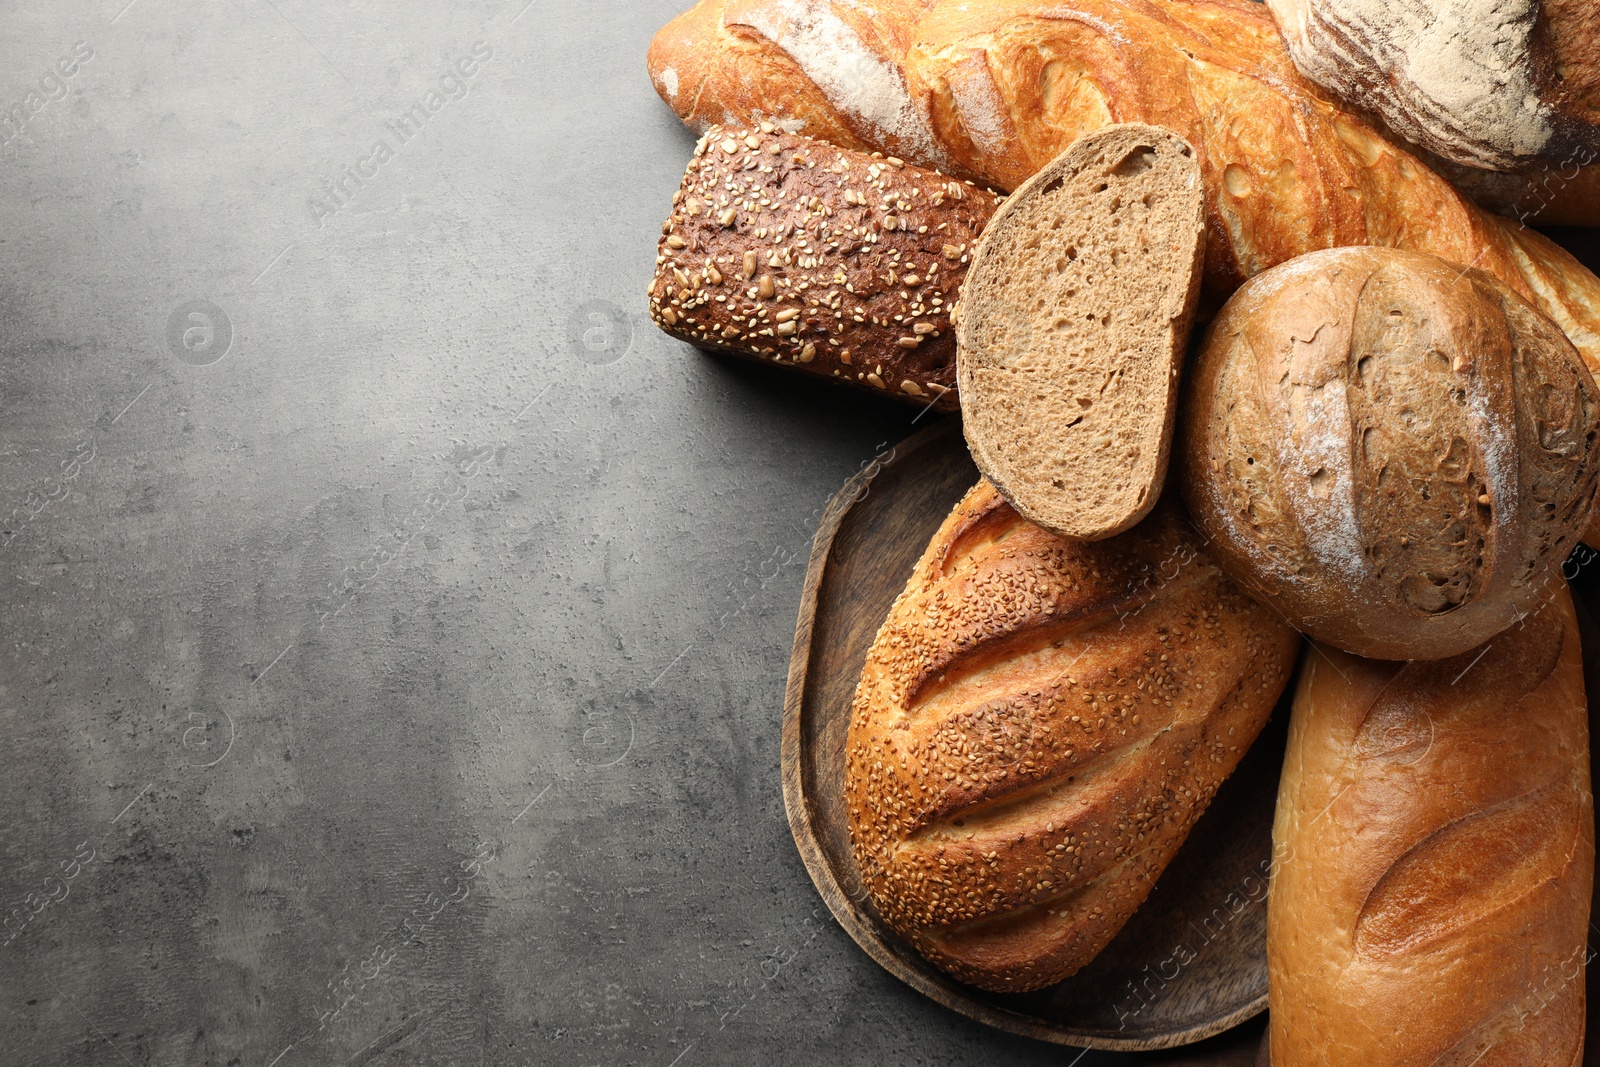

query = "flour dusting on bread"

[946,54,1009,155]
[1182,247,1600,661]
[741,0,951,167]
[1285,375,1366,584]
[1268,0,1555,169]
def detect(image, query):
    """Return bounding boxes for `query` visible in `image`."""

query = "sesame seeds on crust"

[843,481,1297,991]
[648,123,999,409]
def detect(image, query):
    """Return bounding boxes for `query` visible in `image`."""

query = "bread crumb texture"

[1182,246,1600,661]
[845,481,1296,992]
[958,124,1205,542]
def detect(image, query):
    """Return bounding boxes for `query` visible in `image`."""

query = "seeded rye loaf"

[846,481,1298,992]
[649,124,997,409]
[958,124,1206,542]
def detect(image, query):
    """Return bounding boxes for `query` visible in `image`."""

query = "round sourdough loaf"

[846,481,1297,992]
[1266,0,1600,172]
[1181,247,1600,661]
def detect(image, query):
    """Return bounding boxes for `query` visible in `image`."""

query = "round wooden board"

[781,416,1292,1052]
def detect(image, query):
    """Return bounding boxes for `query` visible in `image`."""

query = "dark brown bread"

[1268,585,1593,1066]
[648,123,997,409]
[846,480,1298,992]
[1545,0,1600,134]
[1181,247,1600,661]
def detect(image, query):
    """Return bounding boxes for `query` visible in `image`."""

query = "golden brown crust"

[648,124,995,407]
[845,481,1298,991]
[647,0,948,163]
[1268,586,1593,1066]
[1179,247,1600,661]
[1541,0,1600,135]
[645,0,1600,376]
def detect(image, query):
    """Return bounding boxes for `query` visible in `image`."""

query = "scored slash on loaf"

[648,124,998,409]
[1180,247,1600,662]
[1268,588,1593,1066]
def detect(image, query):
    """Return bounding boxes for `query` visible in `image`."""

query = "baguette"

[1267,585,1593,1066]
[646,0,1600,381]
[649,123,996,409]
[846,481,1298,991]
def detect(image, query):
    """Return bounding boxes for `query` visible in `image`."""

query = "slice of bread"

[956,124,1206,541]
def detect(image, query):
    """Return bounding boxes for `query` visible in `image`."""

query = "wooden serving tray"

[782,416,1292,1052]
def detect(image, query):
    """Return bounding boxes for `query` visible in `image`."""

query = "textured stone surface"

[0,1,1262,1064]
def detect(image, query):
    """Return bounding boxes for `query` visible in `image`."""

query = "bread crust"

[647,0,948,166]
[1267,586,1593,1066]
[645,0,1600,385]
[649,124,996,408]
[845,481,1298,991]
[1440,157,1600,227]
[1180,247,1600,661]
[1266,0,1600,172]
[1543,0,1600,135]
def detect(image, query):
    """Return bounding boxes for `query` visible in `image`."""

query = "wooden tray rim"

[779,418,1268,1052]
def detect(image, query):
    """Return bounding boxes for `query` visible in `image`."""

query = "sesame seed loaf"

[845,480,1298,993]
[648,124,997,409]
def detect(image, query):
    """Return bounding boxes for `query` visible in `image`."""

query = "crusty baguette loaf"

[649,123,996,409]
[1267,584,1593,1066]
[1181,247,1600,661]
[645,0,1600,384]
[846,480,1298,992]
[648,0,944,168]
[958,124,1206,542]
[1266,0,1600,171]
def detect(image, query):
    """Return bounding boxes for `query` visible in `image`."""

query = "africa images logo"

[1,42,93,149]
[307,42,494,227]
[166,299,233,366]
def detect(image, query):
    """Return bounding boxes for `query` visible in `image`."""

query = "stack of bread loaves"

[646,1,1600,1063]
[1184,248,1600,1065]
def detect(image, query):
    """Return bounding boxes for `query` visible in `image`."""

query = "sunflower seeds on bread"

[648,124,998,409]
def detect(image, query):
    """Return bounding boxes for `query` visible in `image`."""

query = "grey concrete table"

[0,2,1268,1064]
